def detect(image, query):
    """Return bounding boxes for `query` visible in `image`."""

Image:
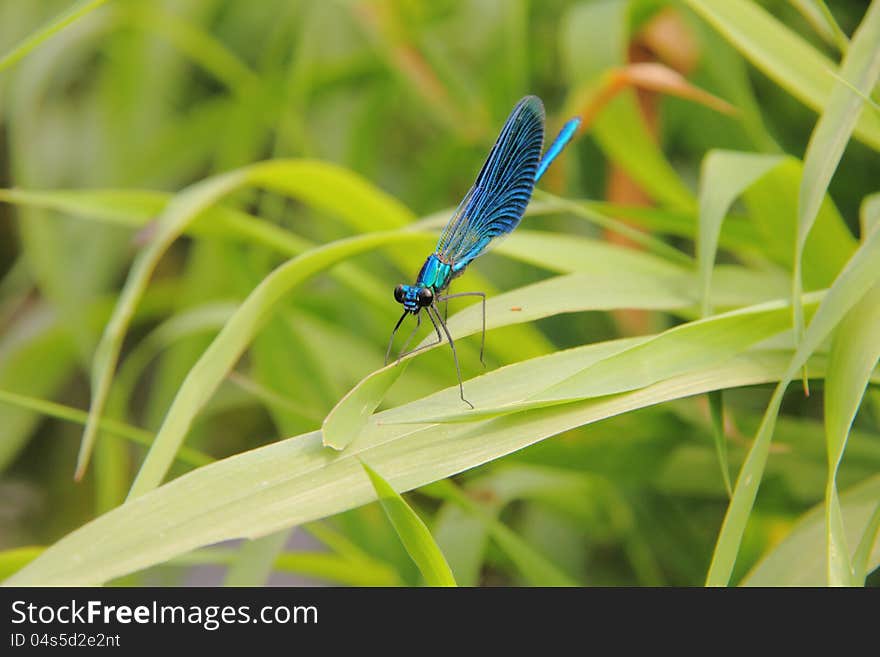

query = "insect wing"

[436,96,545,268]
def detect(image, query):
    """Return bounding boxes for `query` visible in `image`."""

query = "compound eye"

[394,284,405,303]
[417,287,434,307]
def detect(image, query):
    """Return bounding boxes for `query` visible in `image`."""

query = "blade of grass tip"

[697,150,784,317]
[709,390,732,498]
[824,283,880,585]
[851,500,880,585]
[706,224,880,586]
[697,151,783,499]
[223,529,291,586]
[360,462,456,587]
[0,0,111,73]
[793,1,880,397]
[322,365,408,449]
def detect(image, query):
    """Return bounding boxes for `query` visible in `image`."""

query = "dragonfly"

[386,95,581,408]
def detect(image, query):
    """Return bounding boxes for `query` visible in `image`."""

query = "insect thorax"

[415,254,453,292]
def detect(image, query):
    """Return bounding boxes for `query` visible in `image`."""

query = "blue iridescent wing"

[435,96,545,269]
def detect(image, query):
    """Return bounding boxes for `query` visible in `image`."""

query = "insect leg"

[436,291,486,367]
[428,305,473,409]
[394,311,421,363]
[385,310,409,365]
[396,310,443,361]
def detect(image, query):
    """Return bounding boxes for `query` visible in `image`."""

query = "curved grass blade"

[683,0,880,150]
[742,474,880,586]
[743,159,857,288]
[697,150,784,316]
[0,187,392,309]
[707,225,880,586]
[127,228,433,499]
[5,343,837,585]
[361,462,456,587]
[793,1,880,394]
[824,283,880,585]
[74,159,416,482]
[0,0,110,73]
[697,150,785,499]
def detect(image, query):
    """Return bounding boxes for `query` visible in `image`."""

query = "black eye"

[394,285,405,303]
[417,287,434,307]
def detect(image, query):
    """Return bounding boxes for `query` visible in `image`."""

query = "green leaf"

[128,228,432,499]
[743,158,857,288]
[697,150,784,316]
[5,342,831,586]
[824,283,880,585]
[401,294,822,425]
[793,1,880,391]
[0,388,211,469]
[323,264,790,448]
[851,501,880,585]
[74,159,417,482]
[0,187,391,309]
[787,0,849,53]
[742,474,880,586]
[683,0,880,151]
[709,390,732,497]
[707,223,880,586]
[361,462,456,587]
[0,0,110,73]
[0,547,43,581]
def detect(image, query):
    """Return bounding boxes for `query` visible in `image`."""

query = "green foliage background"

[0,0,878,586]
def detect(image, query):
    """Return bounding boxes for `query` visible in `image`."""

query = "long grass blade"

[823,283,880,584]
[4,344,847,586]
[0,0,110,73]
[793,1,880,395]
[706,224,880,586]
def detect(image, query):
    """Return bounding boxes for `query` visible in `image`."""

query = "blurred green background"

[0,0,878,586]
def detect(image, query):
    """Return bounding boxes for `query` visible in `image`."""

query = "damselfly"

[386,96,580,407]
